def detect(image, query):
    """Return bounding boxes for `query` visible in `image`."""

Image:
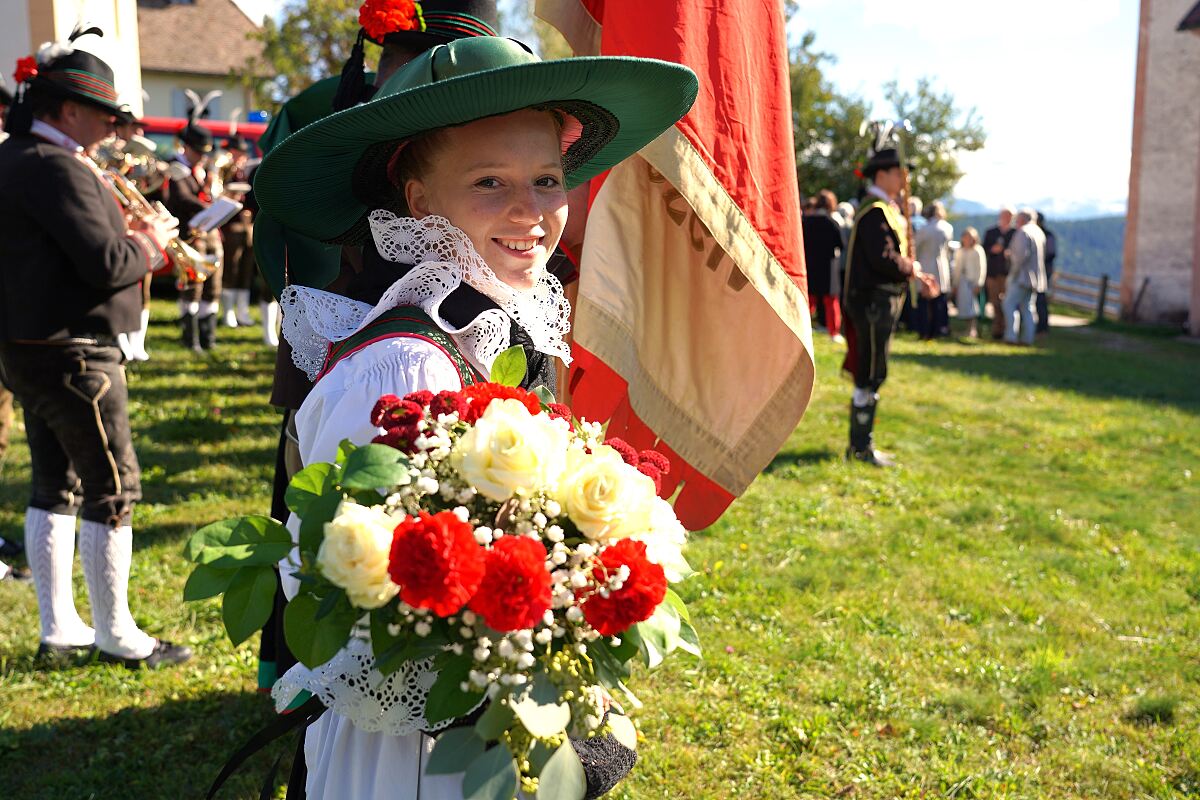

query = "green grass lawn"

[1,300,1198,799]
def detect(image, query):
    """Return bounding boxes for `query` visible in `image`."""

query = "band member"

[219,136,256,330]
[0,27,191,666]
[164,121,223,352]
[841,143,936,467]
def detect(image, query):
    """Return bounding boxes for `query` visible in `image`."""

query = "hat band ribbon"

[421,12,497,38]
[44,69,118,104]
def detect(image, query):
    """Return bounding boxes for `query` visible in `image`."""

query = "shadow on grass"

[0,690,291,800]
[892,332,1200,411]
[764,448,840,473]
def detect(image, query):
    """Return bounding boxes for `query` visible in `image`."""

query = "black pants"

[915,294,950,339]
[0,343,140,525]
[845,291,905,392]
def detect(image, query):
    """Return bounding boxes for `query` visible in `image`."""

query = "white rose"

[557,445,657,543]
[451,398,569,501]
[635,497,693,583]
[317,500,399,609]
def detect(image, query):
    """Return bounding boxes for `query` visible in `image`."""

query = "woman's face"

[405,110,568,290]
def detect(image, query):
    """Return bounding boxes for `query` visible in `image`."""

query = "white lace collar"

[281,212,572,381]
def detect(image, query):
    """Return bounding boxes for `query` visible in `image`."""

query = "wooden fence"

[1050,271,1123,322]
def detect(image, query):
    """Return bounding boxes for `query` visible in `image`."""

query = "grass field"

[1,300,1198,799]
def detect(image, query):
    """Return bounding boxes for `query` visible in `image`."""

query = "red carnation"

[469,536,552,632]
[13,56,37,84]
[371,395,422,427]
[636,463,662,494]
[404,389,434,408]
[389,511,485,617]
[371,422,421,453]
[359,0,422,41]
[604,437,638,467]
[460,382,541,424]
[576,539,667,637]
[547,403,572,422]
[638,450,670,475]
[429,390,468,419]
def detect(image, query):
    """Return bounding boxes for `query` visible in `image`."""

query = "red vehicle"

[138,115,268,158]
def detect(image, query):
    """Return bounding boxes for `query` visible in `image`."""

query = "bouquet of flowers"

[184,351,699,800]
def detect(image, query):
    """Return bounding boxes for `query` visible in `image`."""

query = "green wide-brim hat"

[254,36,699,250]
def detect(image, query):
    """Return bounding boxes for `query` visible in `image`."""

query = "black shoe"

[98,639,193,669]
[0,537,24,559]
[36,641,96,666]
[846,445,898,468]
[180,312,202,353]
[197,313,217,351]
[2,564,32,581]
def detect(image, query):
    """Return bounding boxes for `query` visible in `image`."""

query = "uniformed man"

[841,144,937,467]
[164,121,223,352]
[0,29,191,666]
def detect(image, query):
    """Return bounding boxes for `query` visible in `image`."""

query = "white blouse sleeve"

[295,336,466,466]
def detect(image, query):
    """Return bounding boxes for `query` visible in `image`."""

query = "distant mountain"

[950,197,1128,220]
[952,215,1125,279]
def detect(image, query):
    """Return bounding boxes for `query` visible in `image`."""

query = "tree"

[238,0,380,113]
[884,79,986,204]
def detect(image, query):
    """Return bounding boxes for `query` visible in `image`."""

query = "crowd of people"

[803,192,1058,345]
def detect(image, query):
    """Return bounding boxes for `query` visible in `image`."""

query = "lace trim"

[280,213,572,381]
[271,638,476,736]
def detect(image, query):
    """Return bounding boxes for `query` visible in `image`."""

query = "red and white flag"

[539,0,814,530]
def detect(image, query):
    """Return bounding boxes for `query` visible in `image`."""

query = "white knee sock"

[79,520,156,659]
[24,508,94,647]
[222,290,238,327]
[130,308,151,361]
[851,388,878,407]
[236,289,254,325]
[261,301,280,347]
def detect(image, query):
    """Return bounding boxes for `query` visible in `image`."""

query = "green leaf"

[474,695,515,741]
[426,727,486,775]
[285,462,336,517]
[284,591,360,668]
[510,671,570,738]
[462,743,519,800]
[662,588,693,624]
[588,638,633,690]
[677,617,702,658]
[335,438,357,467]
[489,345,527,387]
[315,587,346,620]
[633,601,682,669]
[370,606,402,659]
[375,634,447,677]
[221,566,277,646]
[184,516,293,568]
[340,443,409,490]
[532,385,555,406]
[182,562,238,601]
[298,490,342,556]
[535,743,586,800]
[425,656,485,724]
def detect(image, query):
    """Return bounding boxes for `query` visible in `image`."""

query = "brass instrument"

[85,151,219,287]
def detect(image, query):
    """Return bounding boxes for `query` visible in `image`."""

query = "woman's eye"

[536,176,562,188]
[475,178,500,188]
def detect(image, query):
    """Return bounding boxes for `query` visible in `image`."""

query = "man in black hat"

[164,121,223,352]
[0,30,191,667]
[842,146,936,467]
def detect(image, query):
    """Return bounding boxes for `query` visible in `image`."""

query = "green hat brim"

[254,55,698,246]
[253,211,344,300]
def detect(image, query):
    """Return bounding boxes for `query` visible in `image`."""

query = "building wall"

[0,0,144,116]
[141,71,253,124]
[1123,0,1200,328]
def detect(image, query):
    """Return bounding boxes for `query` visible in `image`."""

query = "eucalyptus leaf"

[678,617,702,658]
[182,562,237,601]
[341,444,409,490]
[474,695,515,741]
[606,714,639,751]
[185,516,293,568]
[285,462,336,517]
[462,744,519,800]
[532,385,555,406]
[637,601,682,667]
[489,345,527,387]
[427,727,485,775]
[510,671,570,738]
[425,657,485,724]
[535,743,586,800]
[221,566,277,646]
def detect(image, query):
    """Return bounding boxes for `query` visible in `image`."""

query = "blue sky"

[240,0,1139,217]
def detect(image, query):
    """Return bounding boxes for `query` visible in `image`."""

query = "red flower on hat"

[577,539,667,636]
[14,56,37,84]
[388,511,485,617]
[359,0,424,41]
[469,536,552,632]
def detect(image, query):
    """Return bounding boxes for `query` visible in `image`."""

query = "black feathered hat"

[862,148,914,178]
[179,122,214,153]
[334,0,499,111]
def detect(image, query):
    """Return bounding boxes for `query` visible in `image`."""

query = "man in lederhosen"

[0,29,191,666]
[164,122,223,352]
[842,145,937,467]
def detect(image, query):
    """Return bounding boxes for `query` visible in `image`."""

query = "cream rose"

[317,500,400,609]
[636,497,692,583]
[451,398,569,501]
[557,445,657,542]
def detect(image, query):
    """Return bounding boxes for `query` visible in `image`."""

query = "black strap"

[206,695,327,799]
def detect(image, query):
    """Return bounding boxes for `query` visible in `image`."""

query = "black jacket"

[801,212,843,297]
[845,205,910,300]
[0,133,162,341]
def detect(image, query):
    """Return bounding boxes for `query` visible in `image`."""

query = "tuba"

[86,151,219,287]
